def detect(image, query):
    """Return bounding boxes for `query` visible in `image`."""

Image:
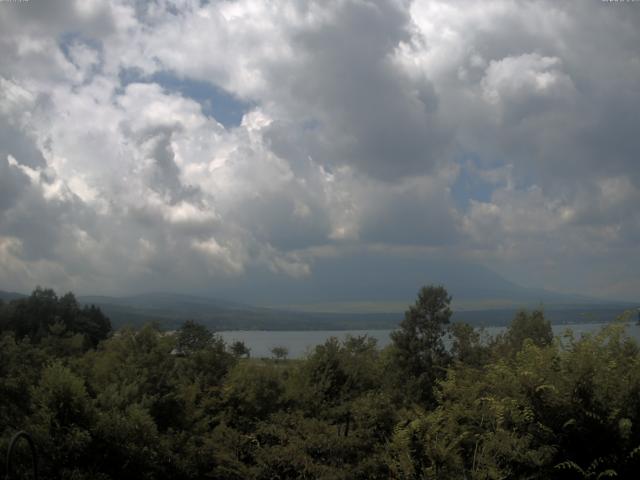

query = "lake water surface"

[219,322,640,359]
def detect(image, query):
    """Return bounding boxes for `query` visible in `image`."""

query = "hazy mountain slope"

[0,290,26,302]
[202,255,614,309]
[80,292,247,313]
[3,258,635,330]
[78,293,401,330]
[2,288,634,331]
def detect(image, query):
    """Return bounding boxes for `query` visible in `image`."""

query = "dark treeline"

[1,286,639,479]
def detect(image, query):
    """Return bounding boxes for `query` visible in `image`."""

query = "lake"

[219,322,640,359]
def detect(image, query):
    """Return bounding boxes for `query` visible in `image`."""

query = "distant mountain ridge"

[79,292,248,311]
[0,290,26,302]
[1,288,635,331]
[3,257,632,312]
[2,259,636,330]
[182,255,632,309]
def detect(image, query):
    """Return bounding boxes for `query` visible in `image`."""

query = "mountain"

[80,292,247,313]
[78,293,254,329]
[198,255,624,312]
[2,287,634,331]
[78,292,400,330]
[0,290,26,302]
[78,291,634,331]
[2,258,635,330]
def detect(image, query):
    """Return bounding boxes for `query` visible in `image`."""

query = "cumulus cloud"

[0,0,638,301]
[480,53,577,123]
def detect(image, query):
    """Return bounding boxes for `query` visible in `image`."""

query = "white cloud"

[481,53,576,121]
[0,0,638,301]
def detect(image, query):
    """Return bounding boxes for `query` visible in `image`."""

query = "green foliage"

[300,335,381,410]
[93,403,169,479]
[28,362,97,478]
[449,321,491,367]
[499,309,553,355]
[222,362,287,430]
[0,287,111,348]
[270,345,289,361]
[387,320,640,479]
[176,320,214,353]
[390,285,452,406]
[230,340,251,358]
[2,286,640,479]
[0,333,47,430]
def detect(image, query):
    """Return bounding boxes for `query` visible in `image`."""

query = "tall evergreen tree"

[390,285,452,406]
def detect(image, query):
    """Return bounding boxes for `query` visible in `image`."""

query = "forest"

[1,286,640,479]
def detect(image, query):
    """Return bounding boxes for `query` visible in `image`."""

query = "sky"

[0,0,639,305]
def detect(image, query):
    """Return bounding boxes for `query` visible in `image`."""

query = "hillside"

[2,287,635,331]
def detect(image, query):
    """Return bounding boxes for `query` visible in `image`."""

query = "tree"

[3,287,58,341]
[230,340,251,358]
[449,322,490,367]
[0,333,47,430]
[270,346,289,361]
[300,335,380,410]
[77,304,111,347]
[390,285,452,406]
[389,322,640,479]
[0,289,110,349]
[492,309,553,357]
[176,320,213,354]
[28,362,97,478]
[222,362,286,430]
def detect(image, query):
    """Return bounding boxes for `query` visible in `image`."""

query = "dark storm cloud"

[444,1,640,188]
[0,119,47,170]
[0,160,71,261]
[0,156,30,214]
[0,0,116,37]
[136,126,202,205]
[262,0,451,180]
[358,183,460,246]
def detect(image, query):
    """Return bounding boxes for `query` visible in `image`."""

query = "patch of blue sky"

[450,153,499,210]
[118,68,251,129]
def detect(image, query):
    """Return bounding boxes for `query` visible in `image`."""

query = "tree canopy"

[390,285,452,405]
[0,287,111,349]
[1,286,640,479]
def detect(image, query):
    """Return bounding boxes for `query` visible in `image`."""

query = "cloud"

[480,53,577,123]
[0,0,638,301]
